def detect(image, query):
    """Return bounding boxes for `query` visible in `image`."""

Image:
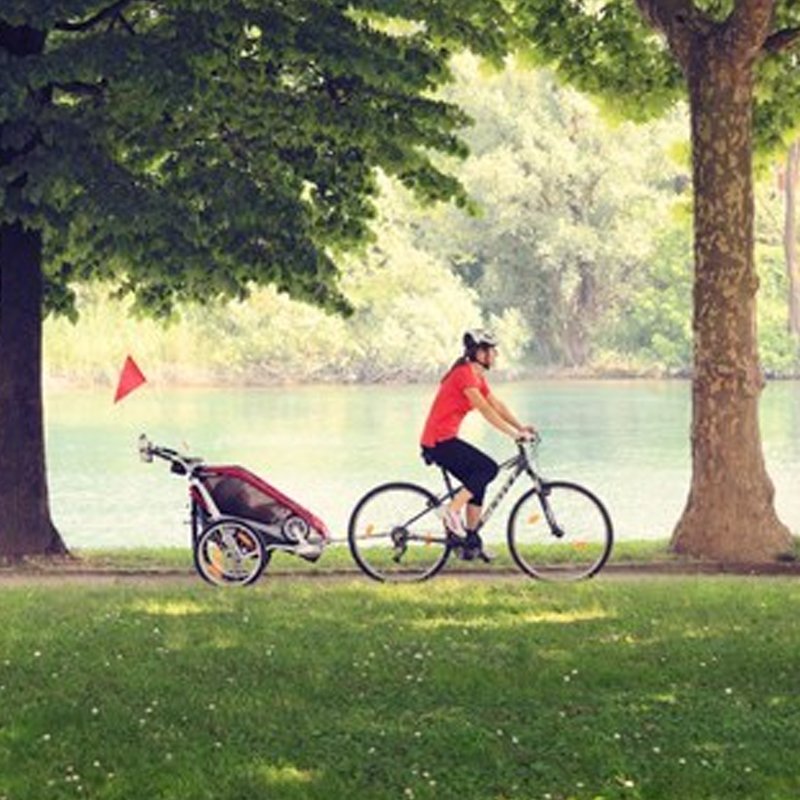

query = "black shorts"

[421,438,499,506]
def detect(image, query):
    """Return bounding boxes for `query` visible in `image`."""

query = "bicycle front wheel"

[348,482,450,582]
[507,481,613,581]
[194,518,269,587]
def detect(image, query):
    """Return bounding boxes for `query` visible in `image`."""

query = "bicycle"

[347,436,613,582]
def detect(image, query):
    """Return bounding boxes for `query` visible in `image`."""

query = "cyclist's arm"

[464,388,518,439]
[486,393,532,434]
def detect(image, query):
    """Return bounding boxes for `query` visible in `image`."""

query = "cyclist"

[420,329,536,560]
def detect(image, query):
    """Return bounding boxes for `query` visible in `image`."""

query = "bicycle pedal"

[446,532,466,549]
[460,545,493,563]
[457,546,475,562]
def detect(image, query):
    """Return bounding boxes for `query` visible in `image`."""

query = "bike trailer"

[193,465,330,546]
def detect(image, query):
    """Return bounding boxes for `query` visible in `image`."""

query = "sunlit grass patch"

[412,606,612,630]
[252,763,317,786]
[130,599,211,616]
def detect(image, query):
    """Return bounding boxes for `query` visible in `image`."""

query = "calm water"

[45,380,800,549]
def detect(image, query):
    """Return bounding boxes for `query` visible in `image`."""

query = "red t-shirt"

[420,362,490,447]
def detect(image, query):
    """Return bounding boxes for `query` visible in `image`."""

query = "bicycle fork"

[534,482,565,539]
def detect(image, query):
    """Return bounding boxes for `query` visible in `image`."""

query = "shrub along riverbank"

[1,576,799,799]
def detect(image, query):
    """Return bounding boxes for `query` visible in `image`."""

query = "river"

[45,379,800,549]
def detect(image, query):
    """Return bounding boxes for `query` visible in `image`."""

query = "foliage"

[510,0,800,160]
[511,0,684,122]
[754,176,800,375]
[594,172,800,376]
[44,175,516,384]
[410,55,691,368]
[2,578,800,798]
[598,218,694,374]
[44,59,800,382]
[45,253,528,385]
[2,0,511,318]
[42,44,800,383]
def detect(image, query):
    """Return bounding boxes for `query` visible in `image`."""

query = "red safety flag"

[114,355,147,403]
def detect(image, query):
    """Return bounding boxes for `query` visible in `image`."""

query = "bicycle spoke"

[348,483,451,582]
[508,482,613,581]
[194,520,269,586]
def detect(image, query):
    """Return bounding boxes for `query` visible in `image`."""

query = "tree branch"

[117,14,136,36]
[635,0,698,34]
[634,0,715,69]
[764,26,800,54]
[55,0,136,33]
[725,0,775,61]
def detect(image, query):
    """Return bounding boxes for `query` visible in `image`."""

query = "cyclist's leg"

[465,501,482,531]
[427,439,498,551]
[425,440,471,533]
[455,444,498,558]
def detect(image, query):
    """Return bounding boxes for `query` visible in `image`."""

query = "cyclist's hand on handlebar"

[516,426,538,442]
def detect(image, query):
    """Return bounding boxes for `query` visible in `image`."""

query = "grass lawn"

[40,538,679,576]
[1,576,799,799]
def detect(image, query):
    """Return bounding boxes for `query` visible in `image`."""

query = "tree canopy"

[511,0,800,153]
[1,0,513,319]
[46,58,800,384]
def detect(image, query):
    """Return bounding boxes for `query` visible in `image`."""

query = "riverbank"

[45,364,693,392]
[46,361,800,394]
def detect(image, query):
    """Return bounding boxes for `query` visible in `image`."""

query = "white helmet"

[463,329,499,352]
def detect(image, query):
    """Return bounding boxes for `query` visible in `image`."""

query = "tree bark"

[0,224,67,559]
[0,21,67,560]
[785,141,800,336]
[669,23,793,561]
[565,263,597,366]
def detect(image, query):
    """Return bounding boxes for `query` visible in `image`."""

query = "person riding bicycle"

[420,329,536,561]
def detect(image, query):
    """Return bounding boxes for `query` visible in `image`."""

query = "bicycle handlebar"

[138,433,204,473]
[513,433,542,469]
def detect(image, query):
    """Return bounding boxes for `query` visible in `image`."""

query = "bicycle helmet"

[463,329,499,369]
[463,328,499,352]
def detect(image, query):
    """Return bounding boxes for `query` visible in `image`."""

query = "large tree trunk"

[785,141,800,336]
[0,223,67,559]
[0,21,67,560]
[670,29,793,561]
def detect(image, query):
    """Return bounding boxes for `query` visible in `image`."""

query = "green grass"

[1,576,799,799]
[28,538,682,576]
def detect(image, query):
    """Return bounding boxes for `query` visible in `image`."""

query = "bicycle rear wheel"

[348,482,450,582]
[194,518,270,586]
[507,481,613,581]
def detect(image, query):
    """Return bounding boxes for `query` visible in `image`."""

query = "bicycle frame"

[411,441,544,536]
